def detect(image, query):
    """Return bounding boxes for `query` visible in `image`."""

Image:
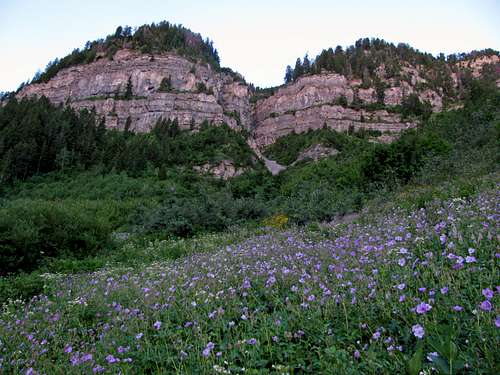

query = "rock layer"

[253,74,416,147]
[18,49,252,131]
[17,48,499,151]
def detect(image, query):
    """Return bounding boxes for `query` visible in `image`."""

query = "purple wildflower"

[465,256,476,263]
[412,324,425,339]
[396,283,406,290]
[202,342,215,357]
[246,338,257,345]
[70,354,80,366]
[265,275,276,288]
[480,300,492,312]
[106,354,119,364]
[153,321,161,330]
[93,365,105,373]
[495,316,500,328]
[482,288,494,300]
[427,352,439,362]
[81,353,93,362]
[415,302,432,314]
[453,305,463,312]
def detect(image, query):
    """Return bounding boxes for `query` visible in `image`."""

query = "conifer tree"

[124,77,133,99]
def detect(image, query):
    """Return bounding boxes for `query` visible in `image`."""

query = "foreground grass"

[1,181,498,374]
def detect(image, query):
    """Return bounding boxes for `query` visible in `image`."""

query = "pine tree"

[284,65,293,84]
[124,77,133,99]
[303,54,311,73]
[293,58,303,81]
[159,76,172,92]
[124,116,132,137]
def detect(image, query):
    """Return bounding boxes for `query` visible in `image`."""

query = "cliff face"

[18,49,252,131]
[17,48,499,150]
[253,73,416,146]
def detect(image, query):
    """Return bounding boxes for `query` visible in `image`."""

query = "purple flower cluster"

[0,189,497,373]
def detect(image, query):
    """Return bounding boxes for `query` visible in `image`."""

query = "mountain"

[1,22,499,374]
[10,22,499,151]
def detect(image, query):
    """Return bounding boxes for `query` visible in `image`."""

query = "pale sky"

[0,0,499,92]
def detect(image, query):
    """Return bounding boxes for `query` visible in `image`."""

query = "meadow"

[0,78,498,374]
[0,176,498,374]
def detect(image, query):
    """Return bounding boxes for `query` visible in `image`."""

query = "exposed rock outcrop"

[18,49,252,131]
[251,73,425,147]
[252,75,416,146]
[193,159,247,180]
[292,144,339,165]
[457,54,500,78]
[17,45,499,157]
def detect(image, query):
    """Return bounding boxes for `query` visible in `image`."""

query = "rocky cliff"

[18,49,252,131]
[253,73,417,147]
[17,43,499,151]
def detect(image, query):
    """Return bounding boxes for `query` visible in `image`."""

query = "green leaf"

[408,345,423,375]
[431,356,450,374]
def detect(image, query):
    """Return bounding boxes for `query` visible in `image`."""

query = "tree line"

[30,21,220,85]
[283,38,498,99]
[0,96,253,184]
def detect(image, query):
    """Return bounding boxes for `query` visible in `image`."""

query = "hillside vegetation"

[0,39,498,373]
[284,37,498,101]
[27,21,220,86]
[1,78,497,280]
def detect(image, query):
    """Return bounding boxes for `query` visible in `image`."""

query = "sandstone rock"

[193,159,246,180]
[18,49,252,131]
[369,134,398,144]
[252,73,419,147]
[19,46,487,154]
[254,102,415,147]
[357,87,376,104]
[254,73,354,122]
[293,144,339,164]
[457,55,500,78]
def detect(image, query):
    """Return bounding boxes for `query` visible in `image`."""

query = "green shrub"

[0,272,44,304]
[264,127,363,165]
[158,76,172,92]
[0,200,112,275]
[139,191,268,237]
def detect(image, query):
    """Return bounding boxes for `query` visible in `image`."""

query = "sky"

[0,0,499,92]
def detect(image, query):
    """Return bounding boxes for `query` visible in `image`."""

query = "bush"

[264,127,362,165]
[139,191,268,237]
[0,272,45,304]
[159,76,172,92]
[0,200,112,275]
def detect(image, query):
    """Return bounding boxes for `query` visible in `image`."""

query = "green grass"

[0,178,498,374]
